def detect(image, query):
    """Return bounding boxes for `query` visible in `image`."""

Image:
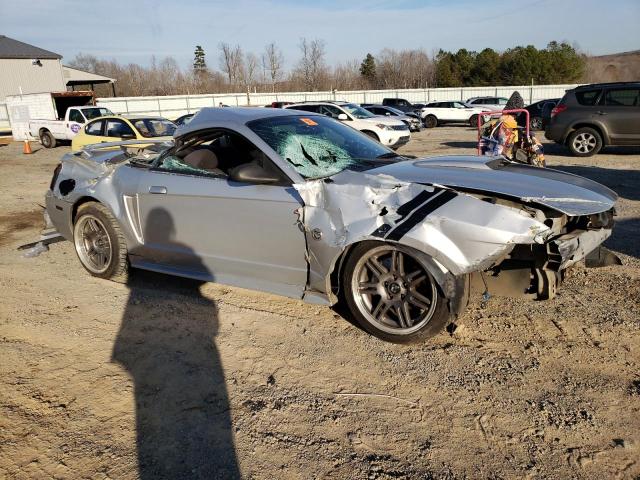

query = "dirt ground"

[1,126,639,480]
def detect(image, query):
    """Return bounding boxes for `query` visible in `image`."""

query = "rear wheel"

[73,202,129,282]
[468,114,479,127]
[343,242,451,343]
[40,130,56,148]
[568,127,602,157]
[530,116,543,130]
[424,115,438,129]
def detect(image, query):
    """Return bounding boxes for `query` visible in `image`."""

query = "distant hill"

[584,50,640,82]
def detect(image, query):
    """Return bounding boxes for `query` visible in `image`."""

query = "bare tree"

[333,59,364,91]
[296,38,328,91]
[243,52,259,89]
[219,43,244,87]
[262,42,284,92]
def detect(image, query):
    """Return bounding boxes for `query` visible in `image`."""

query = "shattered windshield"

[247,115,397,179]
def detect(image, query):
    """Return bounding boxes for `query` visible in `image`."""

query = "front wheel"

[468,114,479,127]
[424,115,438,129]
[73,202,129,282]
[343,242,451,343]
[568,127,602,157]
[362,130,380,142]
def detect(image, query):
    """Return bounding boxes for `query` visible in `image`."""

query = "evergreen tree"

[435,50,462,87]
[359,53,377,83]
[193,45,207,72]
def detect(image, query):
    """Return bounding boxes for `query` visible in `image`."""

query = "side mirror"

[385,112,391,116]
[337,113,348,121]
[121,132,136,140]
[229,162,284,185]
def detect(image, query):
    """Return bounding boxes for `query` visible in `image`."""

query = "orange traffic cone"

[23,140,32,154]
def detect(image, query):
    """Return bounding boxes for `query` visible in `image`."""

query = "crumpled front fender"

[294,172,549,302]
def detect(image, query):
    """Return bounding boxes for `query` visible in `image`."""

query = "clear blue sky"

[2,0,638,69]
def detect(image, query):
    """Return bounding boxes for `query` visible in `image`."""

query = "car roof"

[575,81,640,89]
[177,107,321,136]
[121,115,170,121]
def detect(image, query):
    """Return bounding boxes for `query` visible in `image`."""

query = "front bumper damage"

[295,166,619,309]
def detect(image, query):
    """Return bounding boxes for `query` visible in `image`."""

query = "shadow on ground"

[112,208,240,479]
[543,142,640,157]
[605,217,640,259]
[440,141,477,149]
[552,165,640,202]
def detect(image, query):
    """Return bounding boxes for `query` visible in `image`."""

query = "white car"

[466,96,509,110]
[285,102,410,149]
[420,101,490,128]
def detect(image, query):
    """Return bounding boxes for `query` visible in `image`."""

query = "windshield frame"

[82,107,113,120]
[131,118,177,138]
[340,103,375,120]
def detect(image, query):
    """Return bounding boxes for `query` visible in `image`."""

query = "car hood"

[367,155,617,216]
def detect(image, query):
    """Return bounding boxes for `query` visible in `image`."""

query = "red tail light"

[551,104,567,118]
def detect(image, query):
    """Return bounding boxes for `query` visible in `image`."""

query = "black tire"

[468,114,479,128]
[362,130,380,142]
[424,115,438,129]
[530,116,543,130]
[40,130,56,148]
[342,241,451,344]
[567,127,603,157]
[73,202,129,282]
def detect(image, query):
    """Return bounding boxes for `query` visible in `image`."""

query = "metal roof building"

[0,35,115,102]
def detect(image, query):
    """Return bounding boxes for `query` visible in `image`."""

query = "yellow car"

[71,115,176,152]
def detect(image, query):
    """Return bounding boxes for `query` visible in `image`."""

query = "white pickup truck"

[5,91,112,146]
[29,105,113,148]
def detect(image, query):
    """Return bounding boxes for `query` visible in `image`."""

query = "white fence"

[97,84,579,119]
[0,84,578,133]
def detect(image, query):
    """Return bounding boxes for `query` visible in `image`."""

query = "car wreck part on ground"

[17,210,64,257]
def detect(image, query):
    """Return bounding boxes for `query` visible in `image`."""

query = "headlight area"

[375,123,391,131]
[474,206,618,301]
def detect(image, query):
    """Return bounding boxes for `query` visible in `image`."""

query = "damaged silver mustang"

[45,107,619,343]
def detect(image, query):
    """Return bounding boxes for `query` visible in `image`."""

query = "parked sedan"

[525,99,560,130]
[174,113,195,127]
[362,104,422,132]
[72,116,177,151]
[46,107,618,343]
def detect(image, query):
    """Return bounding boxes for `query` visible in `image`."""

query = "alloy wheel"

[74,214,113,274]
[572,132,597,154]
[351,246,438,335]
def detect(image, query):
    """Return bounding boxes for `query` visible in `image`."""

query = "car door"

[599,87,640,143]
[134,133,309,299]
[105,118,136,140]
[67,108,86,139]
[81,119,109,147]
[439,102,457,121]
[451,102,471,121]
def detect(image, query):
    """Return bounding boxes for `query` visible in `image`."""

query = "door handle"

[596,111,608,115]
[149,186,167,194]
